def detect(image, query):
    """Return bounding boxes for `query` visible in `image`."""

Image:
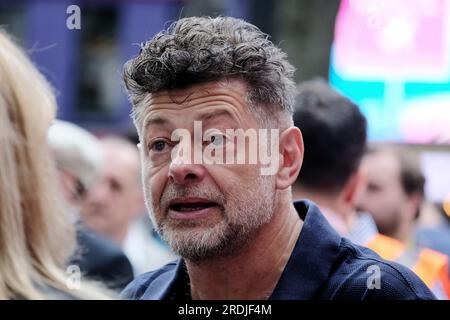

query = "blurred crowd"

[0,30,175,299]
[291,80,450,299]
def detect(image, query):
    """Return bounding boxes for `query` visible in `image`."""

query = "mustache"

[159,184,226,212]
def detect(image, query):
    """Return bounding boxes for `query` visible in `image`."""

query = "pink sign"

[333,0,450,81]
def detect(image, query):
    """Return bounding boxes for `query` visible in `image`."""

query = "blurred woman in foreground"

[0,30,109,299]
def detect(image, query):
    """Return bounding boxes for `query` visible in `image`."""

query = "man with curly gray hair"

[121,16,435,300]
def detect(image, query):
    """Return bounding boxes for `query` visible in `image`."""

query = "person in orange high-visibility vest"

[356,145,450,299]
[292,80,450,299]
[364,233,450,298]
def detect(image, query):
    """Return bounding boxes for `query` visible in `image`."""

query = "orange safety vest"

[365,233,450,299]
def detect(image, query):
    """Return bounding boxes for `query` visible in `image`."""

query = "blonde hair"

[0,30,110,299]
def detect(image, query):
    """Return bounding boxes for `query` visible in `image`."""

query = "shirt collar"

[142,199,343,300]
[140,259,186,300]
[269,200,342,299]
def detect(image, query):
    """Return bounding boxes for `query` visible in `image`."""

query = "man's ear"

[276,127,304,190]
[407,192,423,221]
[342,167,367,207]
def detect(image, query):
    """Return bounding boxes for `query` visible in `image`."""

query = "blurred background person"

[356,145,450,297]
[0,30,108,299]
[357,145,450,263]
[81,136,176,275]
[292,79,450,299]
[357,145,428,242]
[48,121,134,292]
[292,79,367,235]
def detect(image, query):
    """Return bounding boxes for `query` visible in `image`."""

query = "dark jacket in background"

[70,225,134,292]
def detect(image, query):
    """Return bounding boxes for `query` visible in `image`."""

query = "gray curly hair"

[123,16,296,131]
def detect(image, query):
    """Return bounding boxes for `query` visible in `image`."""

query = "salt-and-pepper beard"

[145,172,276,263]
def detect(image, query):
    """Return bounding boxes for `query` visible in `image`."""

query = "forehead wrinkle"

[144,96,250,127]
[148,81,249,109]
[149,90,247,109]
[140,80,257,133]
[143,113,173,133]
[144,106,244,135]
[196,108,241,128]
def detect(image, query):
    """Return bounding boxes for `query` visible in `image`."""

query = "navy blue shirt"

[121,200,435,300]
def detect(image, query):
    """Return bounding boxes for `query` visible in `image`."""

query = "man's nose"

[89,182,109,203]
[168,145,206,185]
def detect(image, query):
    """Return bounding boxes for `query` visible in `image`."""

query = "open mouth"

[169,202,217,212]
[167,198,219,219]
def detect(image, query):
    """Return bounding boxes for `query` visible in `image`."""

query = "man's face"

[139,79,277,262]
[356,151,409,238]
[82,142,143,242]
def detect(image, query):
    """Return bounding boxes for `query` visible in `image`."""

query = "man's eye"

[150,140,168,152]
[208,134,225,146]
[211,134,223,146]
